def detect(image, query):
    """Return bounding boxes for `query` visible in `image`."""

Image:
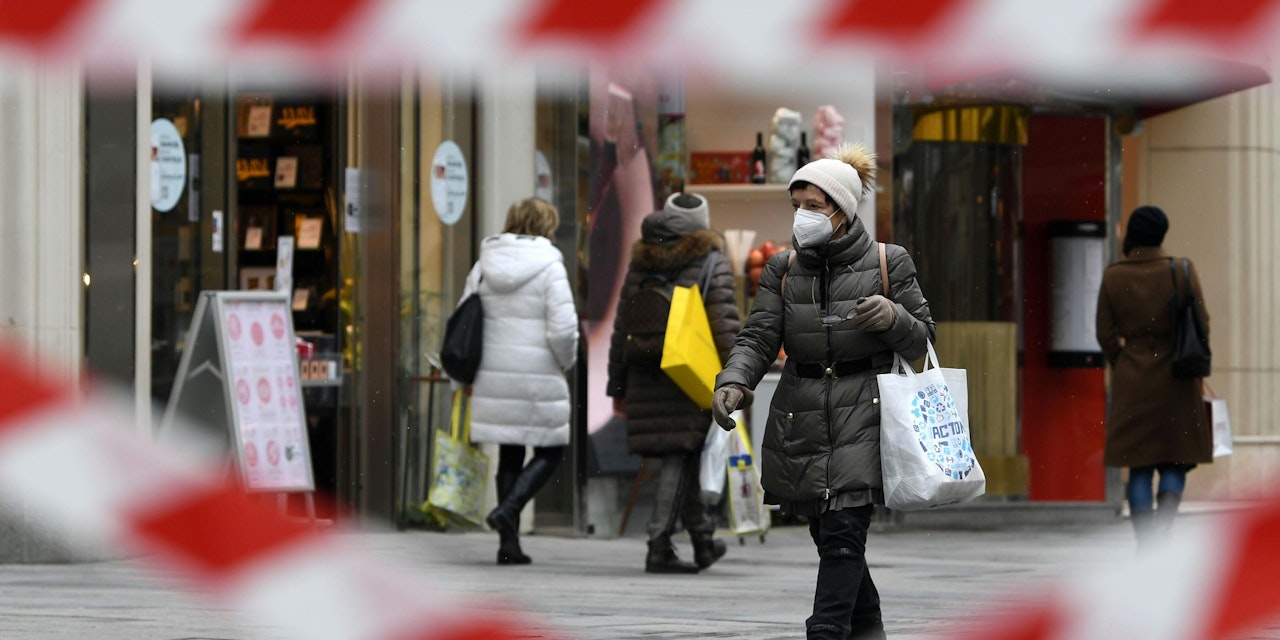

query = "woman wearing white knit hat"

[712,144,936,640]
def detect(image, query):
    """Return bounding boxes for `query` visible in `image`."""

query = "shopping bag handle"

[450,389,472,443]
[923,340,942,371]
[890,353,917,377]
[889,340,942,378]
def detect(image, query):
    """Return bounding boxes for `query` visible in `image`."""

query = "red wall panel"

[1021,114,1108,501]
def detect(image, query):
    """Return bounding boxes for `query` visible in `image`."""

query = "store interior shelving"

[233,92,340,339]
[683,77,876,248]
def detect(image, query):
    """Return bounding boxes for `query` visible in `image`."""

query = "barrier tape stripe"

[0,0,1278,67]
[130,483,315,582]
[826,0,972,41]
[1200,502,1280,638]
[522,0,670,42]
[237,0,376,42]
[0,0,92,44]
[1139,0,1279,39]
[0,357,65,428]
[0,347,539,640]
[949,500,1280,639]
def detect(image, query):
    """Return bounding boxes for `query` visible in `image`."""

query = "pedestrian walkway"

[0,518,1160,640]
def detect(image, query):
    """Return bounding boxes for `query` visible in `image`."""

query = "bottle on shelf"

[797,131,811,167]
[750,131,766,184]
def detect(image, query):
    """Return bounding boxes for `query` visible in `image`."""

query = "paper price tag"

[274,156,298,188]
[246,105,272,137]
[298,218,323,249]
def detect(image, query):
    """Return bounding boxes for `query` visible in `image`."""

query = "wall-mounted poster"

[430,141,469,226]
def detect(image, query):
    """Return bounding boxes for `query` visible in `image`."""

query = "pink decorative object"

[814,105,845,160]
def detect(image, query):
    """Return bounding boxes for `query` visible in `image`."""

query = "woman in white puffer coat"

[454,197,578,566]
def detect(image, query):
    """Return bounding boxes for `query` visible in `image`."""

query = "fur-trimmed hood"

[630,230,725,274]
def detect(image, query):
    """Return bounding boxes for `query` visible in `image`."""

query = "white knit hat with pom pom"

[788,143,876,218]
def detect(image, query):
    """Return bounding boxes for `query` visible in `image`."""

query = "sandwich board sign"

[162,291,314,493]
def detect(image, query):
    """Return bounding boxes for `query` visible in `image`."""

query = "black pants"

[807,506,885,640]
[497,444,564,476]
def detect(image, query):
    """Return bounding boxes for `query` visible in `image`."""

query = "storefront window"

[230,86,345,509]
[397,72,478,525]
[533,69,588,531]
[150,91,214,403]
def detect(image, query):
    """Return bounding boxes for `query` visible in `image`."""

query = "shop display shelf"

[686,183,788,195]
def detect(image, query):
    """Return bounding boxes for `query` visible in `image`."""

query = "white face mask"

[792,208,841,248]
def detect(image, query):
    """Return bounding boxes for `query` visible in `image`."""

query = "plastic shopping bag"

[726,420,770,536]
[1204,385,1233,458]
[423,390,489,529]
[876,341,986,511]
[661,284,721,409]
[699,414,733,504]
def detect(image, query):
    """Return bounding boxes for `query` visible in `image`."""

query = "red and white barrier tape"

[0,0,1277,79]
[948,501,1280,639]
[5,341,1280,639]
[0,345,539,640]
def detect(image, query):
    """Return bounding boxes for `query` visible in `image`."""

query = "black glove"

[853,295,897,333]
[713,384,753,431]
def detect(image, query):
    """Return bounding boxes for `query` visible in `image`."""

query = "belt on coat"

[792,358,875,379]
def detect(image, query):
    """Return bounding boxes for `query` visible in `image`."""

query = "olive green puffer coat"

[715,217,935,512]
[608,228,740,455]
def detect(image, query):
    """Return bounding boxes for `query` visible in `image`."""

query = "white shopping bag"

[726,421,769,536]
[876,341,986,511]
[1205,390,1233,458]
[699,412,736,504]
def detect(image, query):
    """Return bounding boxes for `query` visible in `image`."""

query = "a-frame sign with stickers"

[161,291,317,516]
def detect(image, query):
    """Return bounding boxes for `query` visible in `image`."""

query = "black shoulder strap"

[1169,258,1184,307]
[1181,258,1192,298]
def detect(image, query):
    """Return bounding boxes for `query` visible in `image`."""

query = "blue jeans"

[1127,464,1189,513]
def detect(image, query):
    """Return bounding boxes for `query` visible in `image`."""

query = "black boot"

[486,456,558,565]
[1156,491,1182,539]
[492,471,529,565]
[1131,509,1156,553]
[645,538,700,574]
[496,529,530,565]
[690,531,726,569]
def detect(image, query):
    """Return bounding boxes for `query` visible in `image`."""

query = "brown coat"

[607,228,741,455]
[1096,246,1212,468]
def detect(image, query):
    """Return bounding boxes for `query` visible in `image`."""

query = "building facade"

[0,62,1272,561]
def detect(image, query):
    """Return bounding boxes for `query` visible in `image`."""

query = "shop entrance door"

[150,87,232,406]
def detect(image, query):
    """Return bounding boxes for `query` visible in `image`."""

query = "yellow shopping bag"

[423,390,489,529]
[660,283,721,409]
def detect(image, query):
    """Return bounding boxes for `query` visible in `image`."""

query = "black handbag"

[1169,258,1211,379]
[441,276,485,384]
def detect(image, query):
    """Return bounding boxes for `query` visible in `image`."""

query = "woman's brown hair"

[502,198,560,239]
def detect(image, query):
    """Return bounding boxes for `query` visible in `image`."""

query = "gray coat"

[715,218,935,511]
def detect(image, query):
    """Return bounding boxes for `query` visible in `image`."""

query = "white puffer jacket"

[458,233,578,447]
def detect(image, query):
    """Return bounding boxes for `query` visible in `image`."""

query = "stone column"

[0,65,104,561]
[1129,69,1280,500]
